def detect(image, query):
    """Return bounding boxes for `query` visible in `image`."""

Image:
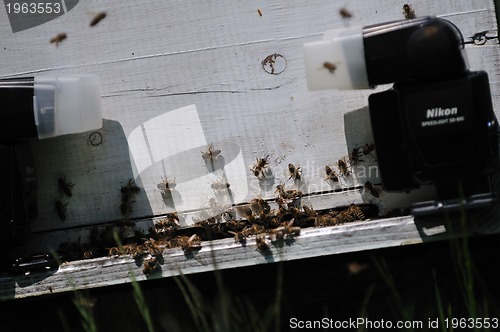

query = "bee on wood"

[275,183,302,200]
[90,12,107,27]
[349,147,363,165]
[108,247,120,256]
[120,179,140,215]
[403,4,416,19]
[242,224,266,237]
[362,143,375,155]
[323,62,337,74]
[58,177,74,197]
[211,178,230,191]
[50,33,67,47]
[157,177,176,193]
[339,8,352,19]
[364,181,380,198]
[324,165,339,183]
[251,155,269,177]
[201,143,221,161]
[55,200,69,221]
[255,234,270,252]
[228,230,246,244]
[302,204,317,217]
[142,256,161,275]
[280,219,301,238]
[347,204,365,221]
[179,234,202,253]
[288,163,302,181]
[337,159,350,177]
[250,197,271,215]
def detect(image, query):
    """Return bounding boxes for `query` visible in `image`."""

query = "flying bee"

[121,179,141,195]
[255,234,270,252]
[339,8,352,19]
[120,179,140,215]
[362,143,375,155]
[251,155,269,177]
[257,8,262,17]
[403,4,416,19]
[323,62,337,74]
[58,177,74,197]
[324,165,339,183]
[337,159,350,177]
[55,200,69,221]
[364,181,380,198]
[288,163,302,181]
[50,33,67,46]
[142,256,161,275]
[90,11,107,27]
[201,143,221,161]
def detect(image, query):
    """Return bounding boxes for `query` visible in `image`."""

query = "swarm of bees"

[251,155,270,178]
[403,4,416,19]
[120,179,141,215]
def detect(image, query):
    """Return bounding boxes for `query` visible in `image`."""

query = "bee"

[288,163,302,181]
[337,159,350,177]
[302,204,317,217]
[201,143,221,161]
[55,200,69,221]
[257,8,262,17]
[324,166,339,183]
[323,62,337,74]
[364,181,380,198]
[242,224,266,237]
[142,256,161,275]
[250,197,271,215]
[275,183,302,200]
[58,177,74,197]
[349,147,363,165]
[228,230,246,244]
[120,179,140,215]
[211,178,230,191]
[108,247,120,256]
[339,8,352,19]
[362,143,375,155]
[251,155,269,177]
[157,177,176,192]
[314,214,336,227]
[281,219,301,238]
[403,4,416,19]
[50,33,67,47]
[347,204,365,221]
[90,12,107,27]
[180,234,202,253]
[144,238,163,258]
[255,234,270,252]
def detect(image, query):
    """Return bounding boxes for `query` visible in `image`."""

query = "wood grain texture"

[0,0,499,296]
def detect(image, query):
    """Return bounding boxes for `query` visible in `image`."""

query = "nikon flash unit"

[304,17,499,215]
[0,74,102,247]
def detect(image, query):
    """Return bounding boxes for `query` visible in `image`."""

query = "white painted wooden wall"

[0,0,498,257]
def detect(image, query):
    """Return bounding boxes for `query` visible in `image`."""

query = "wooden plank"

[0,0,499,297]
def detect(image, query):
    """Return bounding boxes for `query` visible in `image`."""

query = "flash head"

[304,17,468,90]
[0,74,102,140]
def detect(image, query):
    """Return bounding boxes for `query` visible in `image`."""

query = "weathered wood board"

[0,0,499,298]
